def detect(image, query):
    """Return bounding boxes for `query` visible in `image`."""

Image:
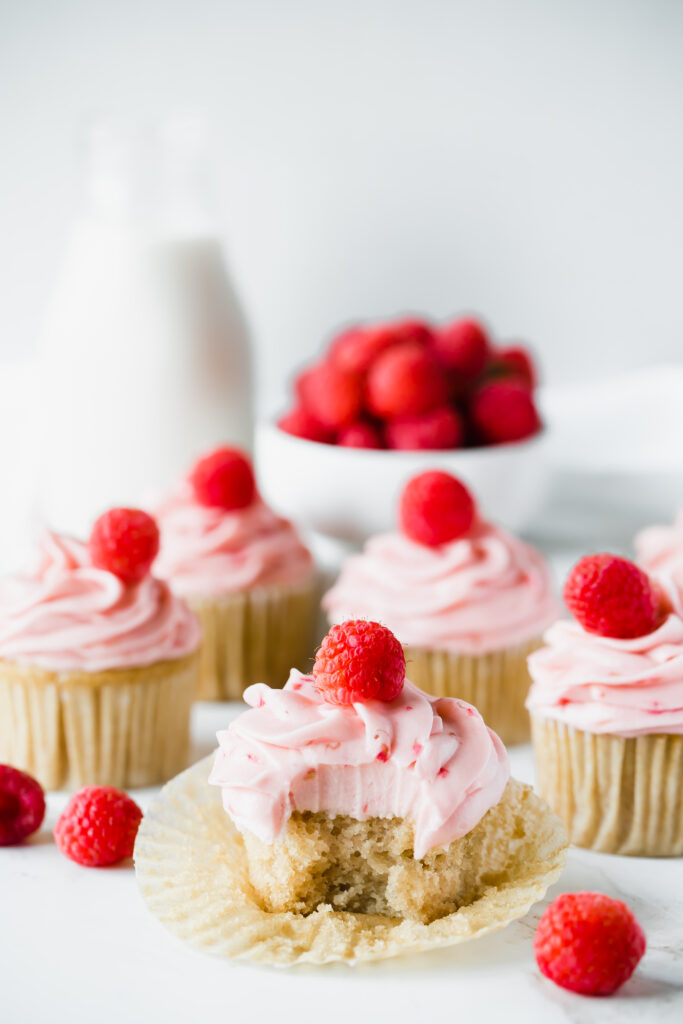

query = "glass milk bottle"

[38,116,253,538]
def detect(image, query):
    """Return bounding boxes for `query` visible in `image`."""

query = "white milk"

[38,118,252,537]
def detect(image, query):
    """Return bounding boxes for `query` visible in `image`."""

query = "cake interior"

[242,779,535,923]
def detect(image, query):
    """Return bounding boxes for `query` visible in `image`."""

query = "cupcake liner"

[188,577,318,701]
[531,715,683,856]
[0,653,198,790]
[404,638,542,745]
[135,756,567,966]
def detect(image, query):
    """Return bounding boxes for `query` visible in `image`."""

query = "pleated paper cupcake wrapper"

[188,577,318,701]
[134,757,568,966]
[0,653,199,791]
[531,715,683,856]
[404,637,542,746]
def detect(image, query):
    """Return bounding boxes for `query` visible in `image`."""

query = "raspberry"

[386,405,464,450]
[0,765,46,846]
[54,786,143,867]
[337,421,383,449]
[534,892,646,996]
[432,318,490,379]
[390,318,437,348]
[367,342,447,419]
[564,554,661,639]
[277,406,333,444]
[313,620,406,705]
[298,362,363,429]
[492,345,537,388]
[189,447,256,510]
[399,471,476,547]
[329,325,399,375]
[89,508,160,584]
[470,379,541,444]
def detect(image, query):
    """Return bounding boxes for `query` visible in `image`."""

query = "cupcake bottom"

[188,577,318,701]
[135,757,567,965]
[0,653,198,791]
[404,638,541,746]
[531,716,683,856]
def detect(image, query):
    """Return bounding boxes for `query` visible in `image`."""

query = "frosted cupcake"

[527,553,683,856]
[135,620,567,965]
[635,508,683,591]
[153,447,317,700]
[0,509,200,790]
[323,471,558,744]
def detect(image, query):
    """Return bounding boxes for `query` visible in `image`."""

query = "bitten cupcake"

[0,509,200,790]
[322,471,558,744]
[527,554,683,856]
[153,446,317,700]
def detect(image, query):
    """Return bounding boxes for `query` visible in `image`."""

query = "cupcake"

[527,553,683,856]
[322,471,558,744]
[635,509,683,588]
[135,620,567,965]
[0,510,200,790]
[153,446,317,700]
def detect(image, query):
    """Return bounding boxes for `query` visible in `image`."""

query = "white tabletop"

[2,701,682,1024]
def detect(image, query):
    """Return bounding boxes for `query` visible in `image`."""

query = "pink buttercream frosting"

[209,671,510,859]
[526,615,683,736]
[153,483,313,598]
[635,510,683,612]
[322,522,558,655]
[0,531,200,673]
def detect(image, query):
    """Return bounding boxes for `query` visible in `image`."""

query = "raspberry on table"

[470,379,541,444]
[277,406,334,443]
[313,620,406,705]
[366,342,447,419]
[189,447,256,511]
[534,892,646,996]
[298,362,364,430]
[54,786,143,867]
[399,470,476,547]
[89,508,160,584]
[432,318,490,379]
[386,405,464,451]
[337,421,383,449]
[564,554,662,639]
[0,765,46,846]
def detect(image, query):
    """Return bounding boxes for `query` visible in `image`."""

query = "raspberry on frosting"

[563,554,663,639]
[189,447,256,511]
[366,342,447,419]
[54,786,143,867]
[89,508,160,584]
[0,765,46,846]
[313,620,406,705]
[399,471,476,547]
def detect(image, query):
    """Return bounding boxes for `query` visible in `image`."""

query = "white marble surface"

[2,701,682,1024]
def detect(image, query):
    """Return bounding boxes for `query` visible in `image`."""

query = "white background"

[1,0,683,410]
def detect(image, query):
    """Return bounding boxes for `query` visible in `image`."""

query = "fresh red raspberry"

[329,325,399,375]
[470,379,541,444]
[337,421,383,449]
[313,620,406,705]
[399,470,476,547]
[386,405,464,450]
[493,345,537,388]
[277,406,334,444]
[54,786,143,867]
[366,342,447,419]
[89,508,160,584]
[390,317,437,347]
[189,447,256,510]
[0,765,46,846]
[564,554,661,638]
[432,318,490,379]
[535,892,646,996]
[298,362,363,430]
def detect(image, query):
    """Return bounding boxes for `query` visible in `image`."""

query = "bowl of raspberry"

[256,316,548,543]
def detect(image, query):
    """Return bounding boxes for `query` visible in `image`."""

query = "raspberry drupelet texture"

[432,318,490,379]
[563,554,662,639]
[534,892,646,996]
[54,786,143,867]
[277,406,333,443]
[399,470,476,547]
[190,447,256,511]
[471,379,541,444]
[89,508,160,584]
[0,765,46,846]
[386,406,464,451]
[366,342,447,419]
[313,620,406,705]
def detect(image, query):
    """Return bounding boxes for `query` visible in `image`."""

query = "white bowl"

[256,419,550,544]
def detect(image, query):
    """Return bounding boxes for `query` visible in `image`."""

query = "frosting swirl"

[153,484,313,598]
[635,511,683,613]
[526,616,683,736]
[209,671,509,858]
[323,522,558,654]
[0,531,200,672]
